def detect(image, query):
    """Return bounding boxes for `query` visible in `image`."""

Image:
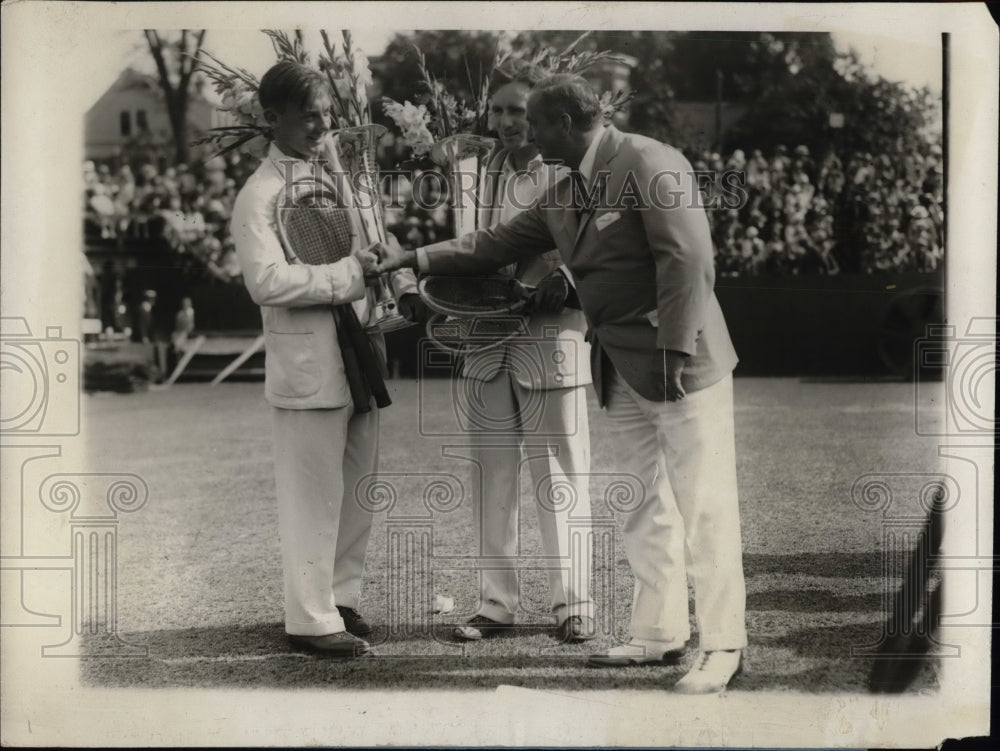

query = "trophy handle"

[431,134,497,240]
[334,124,414,334]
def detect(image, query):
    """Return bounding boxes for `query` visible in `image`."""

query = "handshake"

[352,236,571,317]
[353,235,415,280]
[352,236,427,324]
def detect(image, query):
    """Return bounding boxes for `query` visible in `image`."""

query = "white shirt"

[417,149,584,275]
[490,152,547,226]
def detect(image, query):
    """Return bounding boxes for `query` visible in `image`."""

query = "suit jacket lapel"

[573,207,594,247]
[572,127,621,251]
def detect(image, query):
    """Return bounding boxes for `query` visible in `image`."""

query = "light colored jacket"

[422,127,738,405]
[459,149,591,390]
[231,143,415,408]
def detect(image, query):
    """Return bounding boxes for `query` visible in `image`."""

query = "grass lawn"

[81,376,945,692]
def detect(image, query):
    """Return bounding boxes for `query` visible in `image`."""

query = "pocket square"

[595,211,621,231]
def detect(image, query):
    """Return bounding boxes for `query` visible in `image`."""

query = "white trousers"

[604,369,747,651]
[271,404,378,636]
[457,370,594,625]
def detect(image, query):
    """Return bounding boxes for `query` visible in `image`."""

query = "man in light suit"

[377,74,747,693]
[231,61,416,658]
[449,71,596,643]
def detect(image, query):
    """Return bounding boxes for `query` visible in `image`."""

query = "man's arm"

[635,144,716,357]
[376,204,557,276]
[231,187,374,308]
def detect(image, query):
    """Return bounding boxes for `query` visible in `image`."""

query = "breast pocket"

[265,330,321,398]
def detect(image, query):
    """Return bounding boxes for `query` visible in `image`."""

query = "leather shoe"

[288,631,371,659]
[453,615,511,641]
[337,605,373,637]
[588,640,686,667]
[673,650,743,693]
[556,615,597,643]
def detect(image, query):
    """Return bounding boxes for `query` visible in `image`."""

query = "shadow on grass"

[79,622,684,691]
[79,551,931,692]
[744,552,884,579]
[79,617,936,694]
[748,590,884,612]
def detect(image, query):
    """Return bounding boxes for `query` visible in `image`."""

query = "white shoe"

[588,639,686,667]
[673,650,743,694]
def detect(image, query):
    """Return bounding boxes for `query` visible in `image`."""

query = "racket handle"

[333,308,373,414]
[342,306,392,409]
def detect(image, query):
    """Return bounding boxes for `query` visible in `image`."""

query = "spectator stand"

[83,138,945,386]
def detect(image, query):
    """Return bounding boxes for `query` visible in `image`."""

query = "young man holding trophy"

[231,61,415,659]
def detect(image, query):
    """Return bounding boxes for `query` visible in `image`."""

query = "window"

[136,110,148,133]
[120,111,131,137]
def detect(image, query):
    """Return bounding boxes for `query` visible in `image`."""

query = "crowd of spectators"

[380,142,945,278]
[84,154,257,283]
[694,142,944,276]
[84,139,945,283]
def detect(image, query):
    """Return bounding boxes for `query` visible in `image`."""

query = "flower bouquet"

[382,46,497,240]
[382,33,634,240]
[195,29,412,333]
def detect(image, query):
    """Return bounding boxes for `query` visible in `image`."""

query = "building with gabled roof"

[84,66,228,163]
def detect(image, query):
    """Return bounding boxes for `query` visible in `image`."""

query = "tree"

[144,29,207,164]
[511,30,677,143]
[725,42,939,157]
[372,30,939,161]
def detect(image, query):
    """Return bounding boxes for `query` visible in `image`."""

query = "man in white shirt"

[449,71,596,644]
[230,61,411,658]
[377,74,747,693]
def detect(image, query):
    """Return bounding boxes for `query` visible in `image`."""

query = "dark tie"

[571,170,591,220]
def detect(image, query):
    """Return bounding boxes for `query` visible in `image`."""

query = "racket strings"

[280,205,355,265]
[421,277,526,315]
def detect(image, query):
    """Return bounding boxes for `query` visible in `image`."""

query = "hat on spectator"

[794,145,810,156]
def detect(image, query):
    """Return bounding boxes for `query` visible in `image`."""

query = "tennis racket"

[418,275,536,355]
[275,180,360,265]
[274,179,390,411]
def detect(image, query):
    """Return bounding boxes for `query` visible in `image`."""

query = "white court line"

[156,653,313,665]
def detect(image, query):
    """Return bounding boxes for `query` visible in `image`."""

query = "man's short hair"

[530,73,603,130]
[488,60,544,96]
[258,61,331,113]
